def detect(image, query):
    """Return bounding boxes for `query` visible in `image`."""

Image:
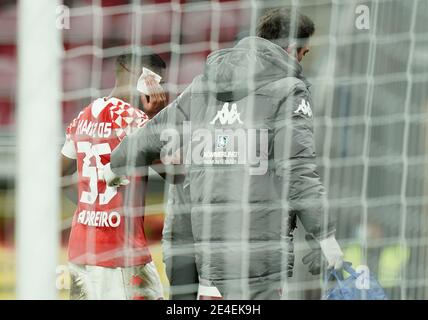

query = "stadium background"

[0,0,428,299]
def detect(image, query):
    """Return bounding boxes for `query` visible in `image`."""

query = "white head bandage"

[136,67,162,95]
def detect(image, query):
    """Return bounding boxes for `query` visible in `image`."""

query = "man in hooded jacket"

[106,8,344,299]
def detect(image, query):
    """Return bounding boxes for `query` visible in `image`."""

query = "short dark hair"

[256,8,315,49]
[115,48,166,76]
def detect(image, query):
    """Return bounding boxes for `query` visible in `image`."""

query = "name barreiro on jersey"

[61,97,151,267]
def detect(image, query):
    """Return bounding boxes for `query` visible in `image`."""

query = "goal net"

[1,0,428,299]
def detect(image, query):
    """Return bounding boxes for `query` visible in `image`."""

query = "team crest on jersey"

[210,102,243,125]
[294,99,313,117]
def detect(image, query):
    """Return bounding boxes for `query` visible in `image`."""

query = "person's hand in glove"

[319,234,344,270]
[103,163,129,187]
[302,234,323,275]
[302,234,344,274]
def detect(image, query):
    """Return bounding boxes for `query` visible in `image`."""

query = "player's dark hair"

[256,8,315,49]
[115,48,166,77]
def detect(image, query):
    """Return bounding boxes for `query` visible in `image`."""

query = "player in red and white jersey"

[61,50,167,300]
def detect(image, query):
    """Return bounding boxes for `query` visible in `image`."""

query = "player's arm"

[61,155,78,204]
[274,84,343,270]
[140,76,183,183]
[61,155,76,177]
[60,121,78,203]
[61,121,77,177]
[108,90,190,186]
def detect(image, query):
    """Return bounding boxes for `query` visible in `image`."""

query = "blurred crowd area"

[0,0,253,131]
[1,0,428,299]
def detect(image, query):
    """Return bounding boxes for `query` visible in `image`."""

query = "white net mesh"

[1,0,428,299]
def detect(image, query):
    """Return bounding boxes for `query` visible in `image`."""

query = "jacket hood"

[203,36,307,102]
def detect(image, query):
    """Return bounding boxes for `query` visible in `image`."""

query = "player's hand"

[302,234,323,275]
[103,163,130,187]
[141,76,167,119]
[319,235,344,270]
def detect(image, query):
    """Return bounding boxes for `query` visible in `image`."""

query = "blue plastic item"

[323,262,388,300]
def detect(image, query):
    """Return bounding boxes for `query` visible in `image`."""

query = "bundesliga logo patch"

[216,135,229,148]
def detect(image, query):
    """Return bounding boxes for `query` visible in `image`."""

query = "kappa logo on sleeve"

[294,99,313,117]
[210,102,243,125]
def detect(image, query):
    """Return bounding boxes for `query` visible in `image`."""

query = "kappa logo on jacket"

[210,102,243,125]
[294,99,313,117]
